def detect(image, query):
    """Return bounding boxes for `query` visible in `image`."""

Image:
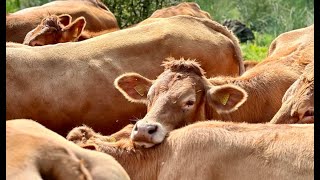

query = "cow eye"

[185,100,195,106]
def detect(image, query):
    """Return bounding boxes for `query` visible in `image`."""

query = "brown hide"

[128,2,211,28]
[268,24,314,58]
[114,25,313,146]
[270,62,314,124]
[6,119,129,180]
[205,25,313,122]
[6,0,119,43]
[149,2,211,19]
[6,15,244,136]
[67,122,314,180]
[243,60,259,71]
[23,14,120,46]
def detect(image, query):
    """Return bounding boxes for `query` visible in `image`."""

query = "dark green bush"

[103,0,181,28]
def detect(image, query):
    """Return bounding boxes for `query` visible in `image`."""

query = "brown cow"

[7,15,244,136]
[67,121,314,180]
[6,119,130,180]
[23,2,212,46]
[23,14,117,46]
[243,60,259,71]
[150,2,211,19]
[6,0,119,43]
[134,2,211,27]
[270,62,314,124]
[114,25,313,147]
[268,24,314,58]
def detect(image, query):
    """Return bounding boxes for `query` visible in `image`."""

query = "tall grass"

[184,0,314,61]
[188,0,313,36]
[240,32,275,61]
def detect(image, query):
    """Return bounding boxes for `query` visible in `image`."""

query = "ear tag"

[219,93,230,106]
[134,85,145,97]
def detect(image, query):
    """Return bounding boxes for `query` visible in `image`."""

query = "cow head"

[23,14,86,46]
[270,62,314,124]
[115,58,247,148]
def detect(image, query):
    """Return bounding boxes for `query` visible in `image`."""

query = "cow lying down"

[67,122,314,180]
[6,119,129,180]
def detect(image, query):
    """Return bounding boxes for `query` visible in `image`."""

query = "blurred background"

[6,0,314,61]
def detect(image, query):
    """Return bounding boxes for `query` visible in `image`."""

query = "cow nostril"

[134,125,138,131]
[303,110,314,117]
[148,125,158,134]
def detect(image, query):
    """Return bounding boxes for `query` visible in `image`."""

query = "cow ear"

[63,17,86,40]
[114,73,152,104]
[207,84,248,113]
[58,14,72,27]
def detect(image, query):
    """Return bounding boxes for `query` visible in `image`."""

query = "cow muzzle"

[130,121,167,148]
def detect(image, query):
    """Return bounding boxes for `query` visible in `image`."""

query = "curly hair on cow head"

[161,57,206,77]
[41,15,61,30]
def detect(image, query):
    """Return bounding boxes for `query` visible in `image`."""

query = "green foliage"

[6,0,52,13]
[241,43,268,62]
[240,32,275,61]
[6,0,21,13]
[103,0,181,28]
[188,0,314,36]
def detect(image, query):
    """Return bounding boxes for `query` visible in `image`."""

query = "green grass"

[190,0,313,36]
[6,0,20,13]
[240,32,275,61]
[241,43,268,62]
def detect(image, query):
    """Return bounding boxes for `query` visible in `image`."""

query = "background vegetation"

[6,0,314,61]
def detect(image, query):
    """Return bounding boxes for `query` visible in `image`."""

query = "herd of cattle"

[6,0,314,179]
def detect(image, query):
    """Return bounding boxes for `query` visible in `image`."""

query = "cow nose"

[147,125,158,134]
[131,121,166,147]
[134,123,158,135]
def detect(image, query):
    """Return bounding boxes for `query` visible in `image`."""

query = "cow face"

[23,14,86,46]
[270,63,314,124]
[115,58,247,147]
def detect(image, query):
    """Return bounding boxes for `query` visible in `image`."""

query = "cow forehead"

[152,73,201,94]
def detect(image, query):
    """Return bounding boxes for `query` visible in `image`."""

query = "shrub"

[240,32,275,61]
[103,0,181,28]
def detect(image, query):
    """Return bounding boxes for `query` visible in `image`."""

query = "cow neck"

[99,142,161,179]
